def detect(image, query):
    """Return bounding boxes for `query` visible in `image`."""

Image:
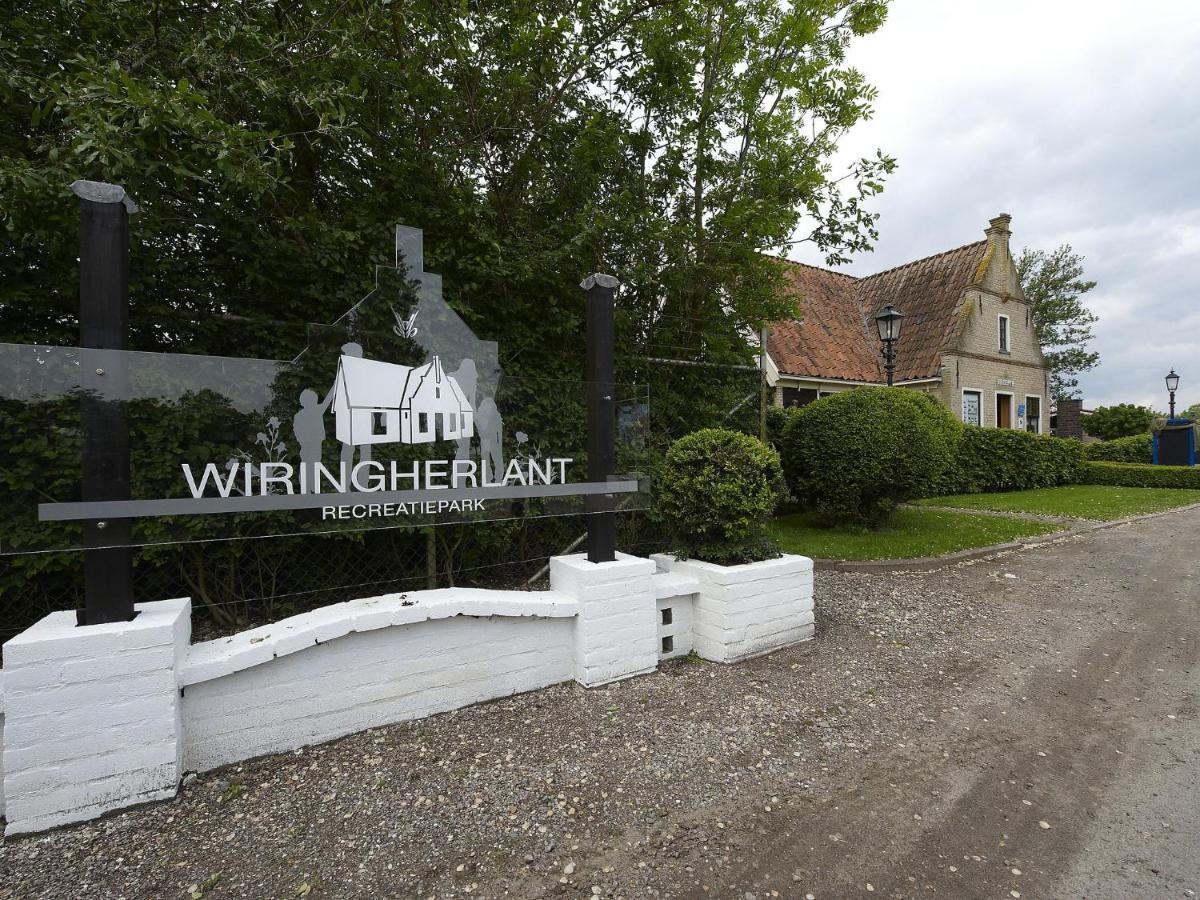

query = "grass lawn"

[768,506,1064,561]
[916,484,1200,521]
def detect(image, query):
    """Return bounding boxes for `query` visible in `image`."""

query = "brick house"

[766,214,1052,432]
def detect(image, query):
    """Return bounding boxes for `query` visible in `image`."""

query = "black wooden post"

[582,273,618,563]
[72,180,137,625]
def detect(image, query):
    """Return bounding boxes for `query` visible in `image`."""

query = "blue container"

[1153,419,1197,466]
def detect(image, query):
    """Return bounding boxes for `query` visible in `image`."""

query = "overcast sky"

[790,0,1200,412]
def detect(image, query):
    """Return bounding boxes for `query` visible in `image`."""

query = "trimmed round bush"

[657,428,784,564]
[780,387,962,526]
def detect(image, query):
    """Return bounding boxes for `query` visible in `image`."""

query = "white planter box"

[651,553,814,663]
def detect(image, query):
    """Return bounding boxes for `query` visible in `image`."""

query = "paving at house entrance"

[2,510,1197,898]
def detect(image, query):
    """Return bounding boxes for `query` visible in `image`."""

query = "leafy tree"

[1,0,896,631]
[1182,402,1200,423]
[1016,245,1099,400]
[1081,403,1154,441]
[3,0,893,368]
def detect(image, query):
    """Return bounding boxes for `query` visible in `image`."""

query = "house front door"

[996,393,1013,429]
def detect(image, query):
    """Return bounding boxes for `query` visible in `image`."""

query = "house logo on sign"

[332,351,473,446]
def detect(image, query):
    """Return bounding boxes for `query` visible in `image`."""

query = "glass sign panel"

[0,225,650,554]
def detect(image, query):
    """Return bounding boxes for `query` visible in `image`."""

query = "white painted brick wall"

[655,595,694,659]
[550,553,658,687]
[1,598,190,836]
[0,551,818,833]
[1,670,6,817]
[182,615,574,773]
[652,554,814,663]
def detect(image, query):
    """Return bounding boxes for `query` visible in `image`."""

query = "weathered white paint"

[0,671,6,815]
[1,598,189,836]
[549,552,659,687]
[0,551,815,834]
[184,614,575,773]
[652,554,815,663]
[650,569,700,660]
[180,587,578,687]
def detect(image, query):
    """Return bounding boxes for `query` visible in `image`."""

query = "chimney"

[986,213,1012,238]
[980,213,1017,295]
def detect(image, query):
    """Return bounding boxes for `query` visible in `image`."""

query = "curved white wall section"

[183,614,575,772]
[1,552,814,834]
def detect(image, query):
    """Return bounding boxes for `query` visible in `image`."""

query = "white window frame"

[998,314,1010,353]
[995,390,1015,429]
[1024,394,1042,434]
[961,388,983,427]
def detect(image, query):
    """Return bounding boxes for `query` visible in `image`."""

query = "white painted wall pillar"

[1,597,189,835]
[652,554,814,663]
[549,552,658,687]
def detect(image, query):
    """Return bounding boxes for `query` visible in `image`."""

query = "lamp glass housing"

[874,304,905,343]
[1166,370,1180,393]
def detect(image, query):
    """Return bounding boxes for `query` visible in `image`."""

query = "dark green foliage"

[1084,434,1153,464]
[1081,404,1155,441]
[939,428,1085,494]
[764,404,798,454]
[1080,461,1200,490]
[1,0,895,635]
[780,388,962,526]
[657,429,783,564]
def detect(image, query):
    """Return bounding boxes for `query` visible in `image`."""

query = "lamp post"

[1166,368,1180,419]
[874,304,905,387]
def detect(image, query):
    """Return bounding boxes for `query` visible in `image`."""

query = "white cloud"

[791,0,1200,412]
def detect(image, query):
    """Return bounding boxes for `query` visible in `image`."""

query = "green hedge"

[944,428,1084,493]
[657,428,784,564]
[780,387,962,526]
[1084,434,1153,464]
[1080,461,1200,489]
[938,427,1085,494]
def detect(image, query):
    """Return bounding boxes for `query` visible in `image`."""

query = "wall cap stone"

[180,588,577,688]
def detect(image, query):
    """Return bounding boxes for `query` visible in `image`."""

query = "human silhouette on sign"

[476,395,503,480]
[450,358,478,462]
[293,388,333,491]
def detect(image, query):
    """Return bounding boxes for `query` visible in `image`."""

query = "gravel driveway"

[2,507,1197,899]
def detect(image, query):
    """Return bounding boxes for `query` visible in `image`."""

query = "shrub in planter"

[780,387,961,526]
[940,428,1085,494]
[1080,460,1200,489]
[1084,433,1153,464]
[657,428,784,564]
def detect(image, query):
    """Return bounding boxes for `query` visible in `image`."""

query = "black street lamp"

[874,304,905,386]
[1166,368,1180,419]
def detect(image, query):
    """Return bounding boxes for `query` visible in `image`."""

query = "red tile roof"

[768,241,989,383]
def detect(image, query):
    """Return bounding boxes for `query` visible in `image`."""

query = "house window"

[998,314,1010,353]
[418,412,429,433]
[781,387,818,408]
[962,390,981,426]
[371,411,388,436]
[1025,396,1041,434]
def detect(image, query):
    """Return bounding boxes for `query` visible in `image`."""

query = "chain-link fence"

[0,363,766,647]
